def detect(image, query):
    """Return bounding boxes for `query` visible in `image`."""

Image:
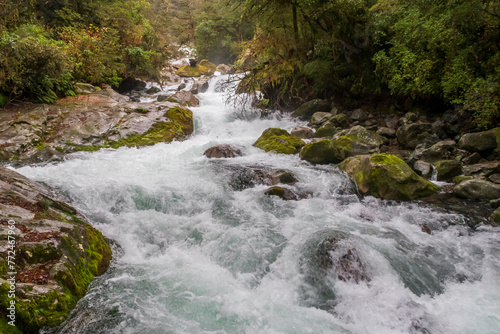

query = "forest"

[0,0,499,128]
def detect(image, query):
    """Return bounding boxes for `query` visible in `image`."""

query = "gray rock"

[329,113,351,129]
[419,140,457,162]
[350,108,368,122]
[454,179,500,200]
[434,160,462,182]
[291,126,314,139]
[489,173,500,184]
[459,131,497,152]
[311,112,333,125]
[396,121,440,149]
[292,99,331,120]
[204,144,243,158]
[462,152,482,165]
[377,127,396,138]
[413,160,432,179]
[146,86,161,94]
[74,83,98,95]
[463,161,500,178]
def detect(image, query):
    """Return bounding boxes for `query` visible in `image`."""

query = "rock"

[300,139,339,164]
[413,160,433,179]
[418,140,458,162]
[265,186,298,200]
[462,152,482,165]
[0,166,111,332]
[377,127,396,138]
[434,160,462,181]
[204,144,242,158]
[146,86,161,94]
[329,113,351,129]
[74,83,98,95]
[334,126,386,148]
[176,59,216,77]
[350,108,368,122]
[254,128,305,154]
[490,198,500,209]
[489,173,500,184]
[224,166,297,191]
[157,94,171,102]
[491,207,500,227]
[268,170,298,185]
[291,126,314,139]
[168,91,200,107]
[198,59,217,75]
[189,58,197,67]
[292,99,331,120]
[339,154,441,201]
[454,179,500,200]
[216,64,233,74]
[310,112,333,125]
[117,77,147,94]
[313,121,339,138]
[463,161,500,178]
[191,78,210,94]
[396,121,440,149]
[458,131,497,153]
[402,112,419,123]
[177,82,187,91]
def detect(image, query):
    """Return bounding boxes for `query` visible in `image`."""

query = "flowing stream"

[16,75,500,334]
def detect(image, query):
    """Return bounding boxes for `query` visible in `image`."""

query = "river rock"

[74,83,99,95]
[329,113,351,129]
[0,166,111,332]
[350,108,368,122]
[313,121,339,138]
[417,140,458,162]
[311,112,333,125]
[225,166,297,190]
[216,64,233,74]
[461,152,482,165]
[339,154,441,201]
[300,139,340,164]
[334,126,386,148]
[454,179,500,200]
[292,99,331,120]
[377,127,396,138]
[458,131,497,153]
[265,186,298,200]
[176,59,216,77]
[413,160,432,179]
[434,160,462,181]
[168,91,200,107]
[396,121,440,149]
[291,126,314,139]
[118,77,147,94]
[463,161,500,178]
[191,78,210,94]
[204,144,243,158]
[146,86,161,94]
[254,128,305,154]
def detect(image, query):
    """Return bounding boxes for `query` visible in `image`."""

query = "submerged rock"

[254,128,305,154]
[0,166,111,333]
[204,144,243,158]
[223,166,298,191]
[339,154,441,201]
[265,186,298,200]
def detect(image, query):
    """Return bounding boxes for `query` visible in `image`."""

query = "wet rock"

[434,160,462,181]
[313,121,339,138]
[146,86,161,94]
[300,139,340,164]
[204,144,243,158]
[157,94,171,102]
[491,207,500,227]
[311,112,333,125]
[458,131,497,153]
[339,154,441,201]
[292,99,331,120]
[254,128,305,154]
[265,186,298,200]
[0,166,111,332]
[224,166,297,191]
[191,78,210,94]
[454,179,500,200]
[413,160,432,179]
[177,82,187,91]
[168,91,200,107]
[198,59,217,75]
[291,126,314,139]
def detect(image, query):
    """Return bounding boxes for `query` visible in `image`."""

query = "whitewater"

[15,75,500,334]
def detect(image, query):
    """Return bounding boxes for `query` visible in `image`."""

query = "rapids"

[16,75,500,334]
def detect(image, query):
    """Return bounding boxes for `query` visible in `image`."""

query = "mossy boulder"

[314,121,339,138]
[0,166,112,333]
[254,128,305,154]
[434,160,462,181]
[176,59,216,77]
[292,99,331,120]
[339,154,441,201]
[334,126,386,149]
[300,139,340,164]
[265,186,298,200]
[329,113,351,129]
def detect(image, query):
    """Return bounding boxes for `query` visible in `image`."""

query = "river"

[16,75,500,334]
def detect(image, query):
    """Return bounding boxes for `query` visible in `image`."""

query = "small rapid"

[16,75,500,334]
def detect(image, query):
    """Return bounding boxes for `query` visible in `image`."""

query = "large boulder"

[291,126,314,139]
[117,77,147,94]
[300,139,339,164]
[434,160,462,181]
[176,59,216,77]
[0,166,111,333]
[313,121,339,138]
[454,179,500,200]
[334,125,386,149]
[292,99,331,120]
[254,128,305,154]
[418,140,458,163]
[458,131,497,153]
[339,154,441,201]
[168,91,200,107]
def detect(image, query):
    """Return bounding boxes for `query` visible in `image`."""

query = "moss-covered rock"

[314,121,339,138]
[300,139,339,164]
[292,99,331,120]
[198,59,217,75]
[329,113,351,129]
[254,128,305,154]
[264,186,298,200]
[176,59,216,77]
[339,154,441,201]
[434,160,462,181]
[0,166,112,333]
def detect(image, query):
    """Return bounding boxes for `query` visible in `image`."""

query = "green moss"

[314,122,338,138]
[370,153,403,165]
[165,107,194,135]
[54,146,65,153]
[20,243,62,265]
[134,108,149,114]
[265,186,286,197]
[176,65,202,77]
[254,128,305,154]
[299,139,339,164]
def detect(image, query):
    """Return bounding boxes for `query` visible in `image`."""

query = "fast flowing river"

[16,75,500,334]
